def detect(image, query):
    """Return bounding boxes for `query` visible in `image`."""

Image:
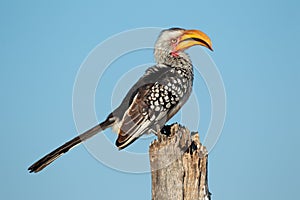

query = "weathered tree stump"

[149,123,211,200]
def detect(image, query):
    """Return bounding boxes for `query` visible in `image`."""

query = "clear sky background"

[1,0,299,200]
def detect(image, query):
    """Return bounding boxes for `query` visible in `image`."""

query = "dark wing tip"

[115,132,139,150]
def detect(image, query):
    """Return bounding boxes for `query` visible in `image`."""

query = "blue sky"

[1,0,299,199]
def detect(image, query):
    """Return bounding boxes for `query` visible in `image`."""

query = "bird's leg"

[155,124,164,142]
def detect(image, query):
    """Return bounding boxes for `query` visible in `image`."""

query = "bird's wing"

[114,64,178,149]
[115,83,167,149]
[112,64,172,117]
[116,85,152,149]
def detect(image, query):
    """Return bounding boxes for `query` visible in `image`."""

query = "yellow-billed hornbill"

[28,28,213,173]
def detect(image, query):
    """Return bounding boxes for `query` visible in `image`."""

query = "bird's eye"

[171,39,177,44]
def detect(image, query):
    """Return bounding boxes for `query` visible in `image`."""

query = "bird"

[28,27,213,173]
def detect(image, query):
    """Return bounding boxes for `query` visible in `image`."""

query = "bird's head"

[154,28,213,64]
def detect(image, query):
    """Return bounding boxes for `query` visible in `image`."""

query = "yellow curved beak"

[175,29,213,52]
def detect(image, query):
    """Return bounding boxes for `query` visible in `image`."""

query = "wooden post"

[149,123,211,200]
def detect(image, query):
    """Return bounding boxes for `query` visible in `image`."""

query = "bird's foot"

[160,125,172,137]
[156,124,173,142]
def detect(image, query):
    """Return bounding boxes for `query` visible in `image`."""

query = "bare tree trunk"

[149,123,211,200]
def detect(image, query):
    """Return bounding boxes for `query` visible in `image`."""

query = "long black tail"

[28,117,115,173]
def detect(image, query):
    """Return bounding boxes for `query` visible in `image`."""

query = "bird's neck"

[154,49,193,78]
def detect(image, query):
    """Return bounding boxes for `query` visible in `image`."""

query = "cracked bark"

[149,123,211,200]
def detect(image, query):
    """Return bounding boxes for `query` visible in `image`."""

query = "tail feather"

[28,117,115,173]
